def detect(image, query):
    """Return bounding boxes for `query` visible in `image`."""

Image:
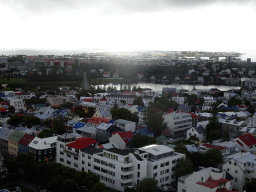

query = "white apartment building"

[223,152,256,191]
[178,167,235,192]
[164,112,192,136]
[9,99,26,113]
[57,142,185,192]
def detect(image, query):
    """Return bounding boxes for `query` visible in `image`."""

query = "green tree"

[247,105,255,114]
[111,108,139,122]
[206,116,220,140]
[175,158,194,179]
[202,149,223,167]
[52,116,66,135]
[23,116,41,128]
[38,129,56,138]
[145,104,166,136]
[7,114,23,126]
[244,178,256,192]
[133,96,144,106]
[136,178,158,192]
[221,131,230,141]
[130,135,156,148]
[187,152,203,168]
[228,97,242,107]
[174,144,189,156]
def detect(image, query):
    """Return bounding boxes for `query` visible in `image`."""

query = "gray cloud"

[1,0,254,15]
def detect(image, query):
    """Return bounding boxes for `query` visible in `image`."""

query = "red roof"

[197,178,230,189]
[84,98,95,102]
[202,143,226,150]
[235,140,243,146]
[66,137,98,150]
[0,102,9,106]
[112,131,133,144]
[100,99,107,101]
[238,105,248,108]
[237,134,256,147]
[18,134,35,146]
[0,108,6,112]
[87,116,109,125]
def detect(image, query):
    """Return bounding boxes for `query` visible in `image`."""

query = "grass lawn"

[0,78,27,84]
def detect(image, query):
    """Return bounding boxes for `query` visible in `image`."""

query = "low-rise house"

[103,72,110,78]
[233,134,256,153]
[28,136,57,161]
[202,106,212,111]
[186,126,206,142]
[8,131,26,156]
[0,128,13,154]
[76,126,97,138]
[222,152,256,191]
[96,105,113,112]
[178,167,236,192]
[133,127,154,137]
[46,95,64,106]
[96,123,122,143]
[87,117,109,128]
[200,143,229,157]
[214,141,238,156]
[109,131,133,149]
[18,134,35,154]
[219,119,247,139]
[114,119,136,132]
[9,99,26,113]
[93,110,112,120]
[172,96,186,105]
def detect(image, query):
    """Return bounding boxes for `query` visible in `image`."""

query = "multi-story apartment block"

[9,99,26,113]
[172,96,186,105]
[28,136,57,161]
[0,128,13,154]
[8,131,26,156]
[223,152,256,191]
[56,143,185,192]
[164,112,192,136]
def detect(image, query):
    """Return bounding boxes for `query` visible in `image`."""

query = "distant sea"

[0,48,256,62]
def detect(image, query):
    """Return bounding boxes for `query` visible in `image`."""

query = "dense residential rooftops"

[196,178,230,189]
[28,136,57,150]
[8,131,26,142]
[97,123,112,131]
[224,152,256,164]
[194,126,205,134]
[112,131,133,144]
[0,128,13,141]
[115,119,134,124]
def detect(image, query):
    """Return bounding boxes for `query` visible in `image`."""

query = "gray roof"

[225,152,256,164]
[58,133,80,140]
[96,105,113,110]
[178,104,191,112]
[0,128,13,141]
[76,126,96,134]
[99,110,112,117]
[115,119,134,124]
[96,123,112,131]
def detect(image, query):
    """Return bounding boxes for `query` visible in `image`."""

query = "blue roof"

[137,106,145,112]
[221,106,239,111]
[73,122,87,129]
[185,144,199,153]
[0,93,5,97]
[133,127,154,137]
[108,119,116,124]
[244,111,252,116]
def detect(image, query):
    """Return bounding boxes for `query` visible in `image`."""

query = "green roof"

[9,131,26,142]
[156,135,167,141]
[165,144,176,149]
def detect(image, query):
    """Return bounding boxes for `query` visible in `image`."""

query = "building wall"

[109,134,126,149]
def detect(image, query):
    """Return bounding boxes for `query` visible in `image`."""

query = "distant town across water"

[96,82,241,93]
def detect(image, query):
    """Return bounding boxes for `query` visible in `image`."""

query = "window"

[235,178,238,182]
[74,163,78,167]
[60,151,64,155]
[161,163,165,168]
[160,170,164,175]
[234,162,237,166]
[82,160,85,164]
[235,170,238,174]
[153,165,158,170]
[160,178,164,183]
[153,173,157,178]
[67,154,71,158]
[165,176,169,181]
[82,167,84,171]
[60,144,64,148]
[68,146,72,150]
[229,161,231,164]
[60,158,64,162]
[38,151,41,155]
[201,177,203,181]
[137,172,140,178]
[165,169,169,174]
[166,161,169,166]
[67,160,71,165]
[138,164,140,170]
[172,160,176,164]
[82,153,85,157]
[227,168,229,171]
[88,155,91,159]
[172,174,176,179]
[88,162,91,167]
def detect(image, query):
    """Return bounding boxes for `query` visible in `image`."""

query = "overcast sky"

[1,0,256,52]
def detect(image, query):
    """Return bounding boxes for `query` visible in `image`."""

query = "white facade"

[178,167,234,192]
[9,99,26,113]
[186,127,206,142]
[172,96,185,105]
[164,112,192,136]
[114,119,136,132]
[222,152,256,191]
[57,143,185,192]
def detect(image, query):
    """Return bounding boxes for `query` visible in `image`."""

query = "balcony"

[246,166,254,172]
[121,175,133,182]
[64,149,78,155]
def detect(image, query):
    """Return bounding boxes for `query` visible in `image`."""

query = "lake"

[95,82,241,93]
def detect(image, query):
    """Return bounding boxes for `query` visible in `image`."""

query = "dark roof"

[134,154,143,161]
[80,146,103,155]
[194,126,206,134]
[178,104,191,112]
[105,148,144,156]
[238,134,256,147]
